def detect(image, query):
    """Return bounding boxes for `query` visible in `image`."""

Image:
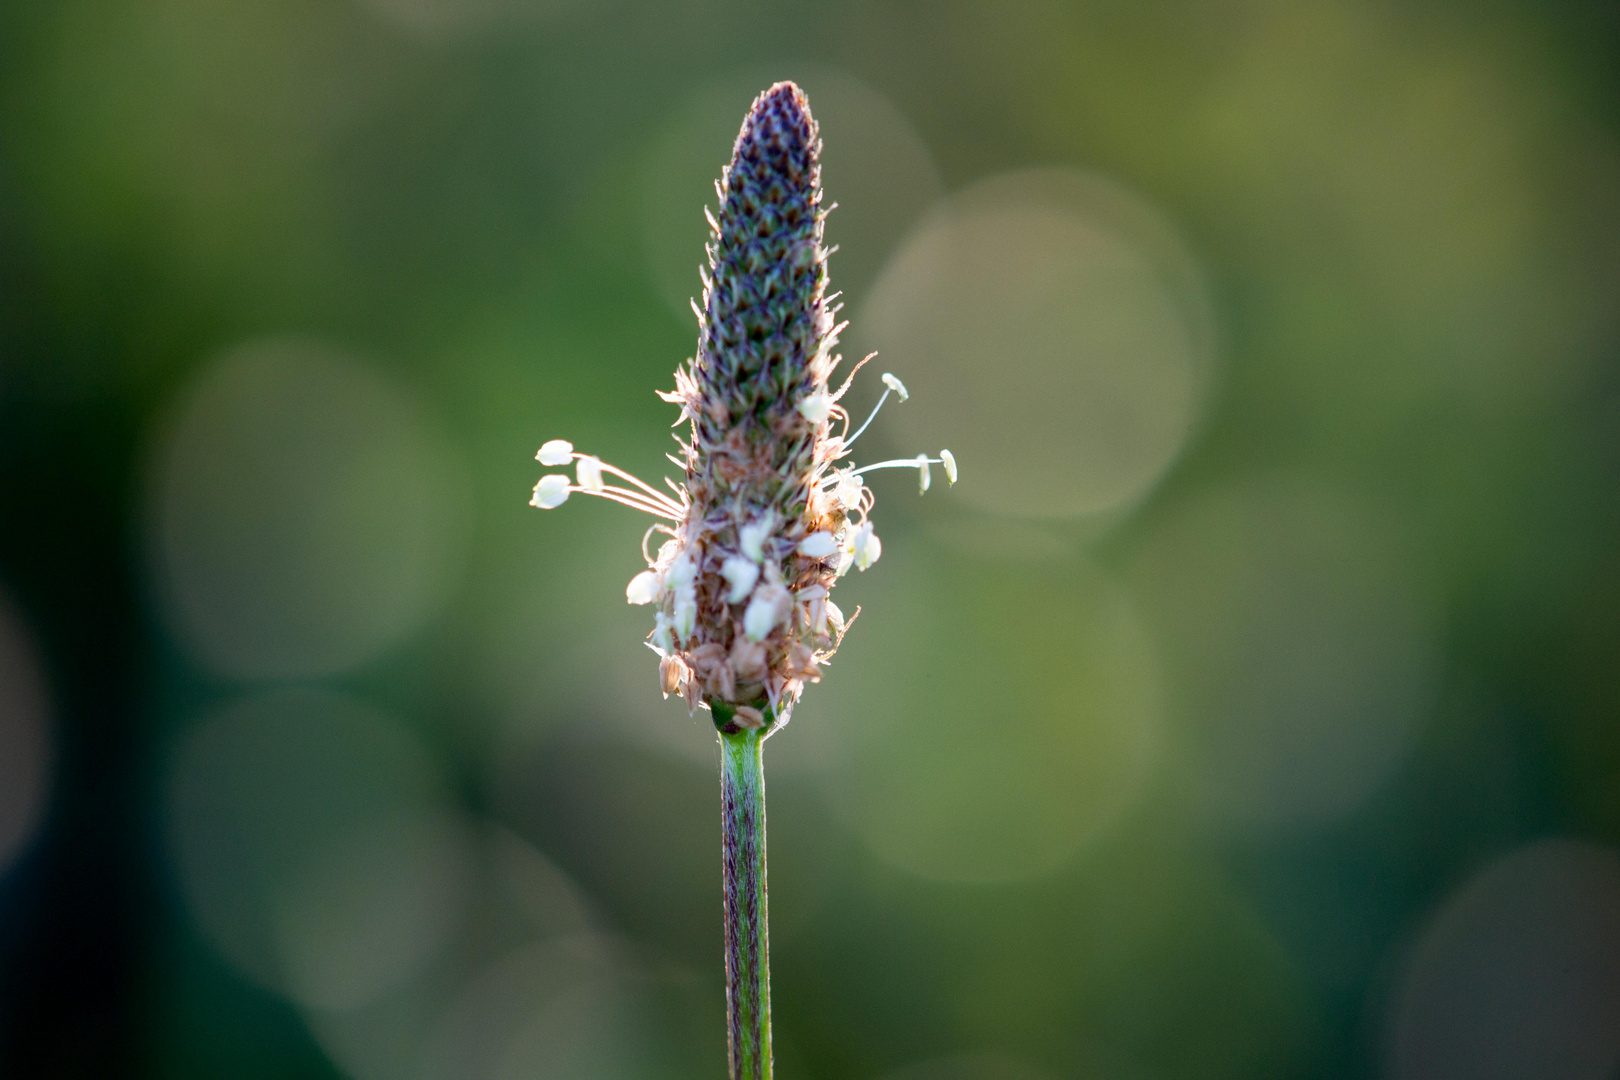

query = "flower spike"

[528,81,953,730]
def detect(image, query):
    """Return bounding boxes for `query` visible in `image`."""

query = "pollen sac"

[530,474,570,509]
[576,455,605,493]
[536,440,574,466]
[720,555,761,603]
[626,570,662,605]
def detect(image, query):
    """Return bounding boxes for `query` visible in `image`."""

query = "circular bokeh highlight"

[861,168,1216,520]
[149,338,465,680]
[1131,474,1436,833]
[807,539,1162,884]
[166,688,469,1009]
[1387,839,1620,1080]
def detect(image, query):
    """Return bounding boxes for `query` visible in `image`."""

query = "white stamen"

[626,570,662,605]
[941,449,957,484]
[721,556,761,604]
[576,455,605,493]
[530,474,570,508]
[852,521,882,571]
[848,456,944,479]
[845,389,891,448]
[744,581,790,642]
[798,531,839,559]
[740,515,774,563]
[536,440,574,466]
[825,599,846,636]
[880,373,909,401]
[673,586,697,640]
[651,611,674,652]
[666,552,697,589]
[915,454,931,494]
[833,469,863,510]
[798,391,832,424]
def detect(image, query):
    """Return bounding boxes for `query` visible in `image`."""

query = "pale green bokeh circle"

[861,169,1214,521]
[422,938,650,1080]
[150,338,465,680]
[808,541,1163,884]
[1131,475,1436,833]
[300,826,602,1080]
[166,689,469,1010]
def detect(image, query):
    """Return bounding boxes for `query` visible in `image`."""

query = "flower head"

[530,82,953,734]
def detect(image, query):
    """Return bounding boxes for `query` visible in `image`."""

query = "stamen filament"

[582,456,686,513]
[642,523,677,564]
[843,388,891,448]
[847,456,944,477]
[570,485,684,520]
[567,456,680,514]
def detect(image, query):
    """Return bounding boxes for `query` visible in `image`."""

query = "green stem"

[720,725,771,1080]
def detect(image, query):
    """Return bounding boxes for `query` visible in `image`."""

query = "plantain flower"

[529,81,953,734]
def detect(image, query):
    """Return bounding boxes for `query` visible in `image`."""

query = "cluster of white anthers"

[530,371,954,726]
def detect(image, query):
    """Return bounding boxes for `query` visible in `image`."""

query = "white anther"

[744,582,791,642]
[915,454,931,494]
[834,469,863,510]
[536,440,574,466]
[530,474,570,508]
[666,552,697,589]
[881,373,909,401]
[941,449,958,484]
[825,599,846,636]
[852,521,882,571]
[739,515,774,563]
[651,611,674,652]
[798,531,839,559]
[835,542,855,577]
[626,570,662,605]
[673,586,697,640]
[576,455,604,493]
[798,391,832,424]
[720,555,761,604]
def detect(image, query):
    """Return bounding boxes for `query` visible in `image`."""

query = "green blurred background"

[3,0,1620,1076]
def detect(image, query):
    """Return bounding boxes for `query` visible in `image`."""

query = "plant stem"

[720,726,771,1080]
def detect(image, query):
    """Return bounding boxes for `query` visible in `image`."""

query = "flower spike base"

[716,705,772,1080]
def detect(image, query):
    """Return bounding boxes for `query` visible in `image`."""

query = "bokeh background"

[3,0,1620,1077]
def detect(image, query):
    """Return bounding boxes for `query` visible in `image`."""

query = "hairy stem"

[720,726,771,1080]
